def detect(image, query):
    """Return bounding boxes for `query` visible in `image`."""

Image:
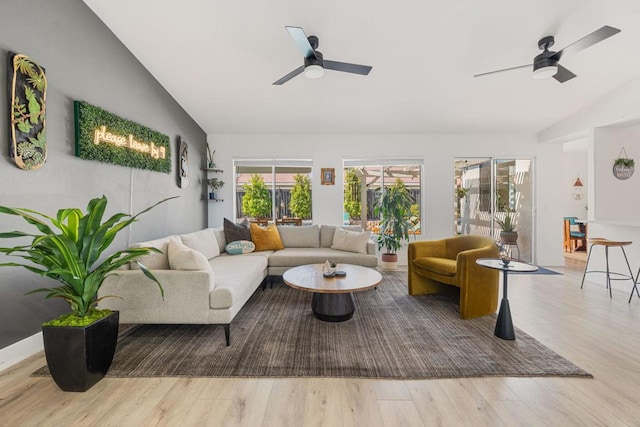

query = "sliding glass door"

[454,158,533,262]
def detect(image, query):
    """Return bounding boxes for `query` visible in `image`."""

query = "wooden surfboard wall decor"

[178,137,189,188]
[8,52,47,170]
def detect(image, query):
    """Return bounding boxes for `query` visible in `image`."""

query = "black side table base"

[311,293,355,322]
[495,298,515,340]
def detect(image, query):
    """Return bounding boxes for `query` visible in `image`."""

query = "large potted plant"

[375,178,415,270]
[0,195,173,392]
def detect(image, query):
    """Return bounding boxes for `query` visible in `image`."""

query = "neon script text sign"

[94,126,166,159]
[74,100,171,173]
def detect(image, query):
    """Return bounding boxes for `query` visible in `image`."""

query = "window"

[234,160,313,224]
[342,159,423,234]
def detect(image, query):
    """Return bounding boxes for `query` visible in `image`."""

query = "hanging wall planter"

[612,147,634,180]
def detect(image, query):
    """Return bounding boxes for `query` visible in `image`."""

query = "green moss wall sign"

[74,101,171,173]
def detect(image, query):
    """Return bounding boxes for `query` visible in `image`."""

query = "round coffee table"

[282,263,382,322]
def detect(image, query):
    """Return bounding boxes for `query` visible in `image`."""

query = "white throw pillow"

[130,236,176,270]
[168,239,212,271]
[331,227,371,254]
[180,229,220,260]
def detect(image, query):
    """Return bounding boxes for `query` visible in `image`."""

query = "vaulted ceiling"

[84,0,640,135]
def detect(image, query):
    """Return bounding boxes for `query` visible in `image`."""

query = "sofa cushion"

[224,218,251,243]
[225,240,255,255]
[268,247,378,268]
[209,253,269,309]
[167,239,215,291]
[168,239,212,271]
[331,227,371,254]
[210,227,226,253]
[413,257,457,277]
[250,223,285,251]
[277,224,320,248]
[180,229,220,260]
[130,236,177,270]
[320,225,363,248]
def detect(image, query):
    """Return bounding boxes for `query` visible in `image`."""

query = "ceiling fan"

[273,26,373,85]
[474,25,621,83]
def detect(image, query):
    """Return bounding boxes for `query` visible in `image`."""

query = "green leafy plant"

[289,174,312,219]
[375,179,415,255]
[242,174,272,218]
[0,196,176,320]
[207,177,225,190]
[344,168,362,220]
[455,187,469,199]
[495,210,516,232]
[614,157,635,168]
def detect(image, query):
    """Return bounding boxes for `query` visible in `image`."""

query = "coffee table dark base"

[494,298,515,340]
[311,292,355,322]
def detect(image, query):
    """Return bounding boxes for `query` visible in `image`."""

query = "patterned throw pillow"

[225,240,256,255]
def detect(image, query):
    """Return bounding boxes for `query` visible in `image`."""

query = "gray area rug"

[34,271,590,379]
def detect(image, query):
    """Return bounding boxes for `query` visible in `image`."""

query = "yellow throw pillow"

[250,223,284,251]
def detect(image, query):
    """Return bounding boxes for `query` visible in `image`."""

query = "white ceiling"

[83,0,640,135]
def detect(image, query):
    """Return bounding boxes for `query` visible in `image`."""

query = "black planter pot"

[42,311,119,392]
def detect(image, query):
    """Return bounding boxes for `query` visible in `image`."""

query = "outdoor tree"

[343,168,362,219]
[289,174,312,219]
[242,174,272,218]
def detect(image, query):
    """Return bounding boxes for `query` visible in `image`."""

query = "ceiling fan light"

[304,64,324,79]
[533,65,558,79]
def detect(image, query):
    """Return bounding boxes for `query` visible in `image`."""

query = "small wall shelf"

[204,168,223,173]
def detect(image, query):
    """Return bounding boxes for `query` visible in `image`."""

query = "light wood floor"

[2,267,640,426]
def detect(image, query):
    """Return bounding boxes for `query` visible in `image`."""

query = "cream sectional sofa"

[98,224,377,345]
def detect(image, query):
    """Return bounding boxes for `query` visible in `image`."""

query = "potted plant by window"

[375,178,415,270]
[207,177,225,200]
[495,209,517,244]
[0,195,173,391]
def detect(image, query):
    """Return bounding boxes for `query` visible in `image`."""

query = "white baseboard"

[0,332,43,373]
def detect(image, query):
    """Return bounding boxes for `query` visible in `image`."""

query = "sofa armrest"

[97,270,214,323]
[455,244,499,286]
[366,241,376,255]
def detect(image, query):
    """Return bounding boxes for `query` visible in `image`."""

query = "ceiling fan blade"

[552,25,621,61]
[272,66,305,85]
[285,26,317,60]
[473,63,532,78]
[324,60,372,75]
[552,64,577,83]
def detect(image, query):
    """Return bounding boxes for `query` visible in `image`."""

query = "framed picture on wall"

[321,168,335,185]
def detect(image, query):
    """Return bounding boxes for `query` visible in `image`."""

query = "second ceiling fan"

[273,26,373,85]
[474,25,621,83]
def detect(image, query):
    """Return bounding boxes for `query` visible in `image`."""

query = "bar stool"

[580,238,635,299]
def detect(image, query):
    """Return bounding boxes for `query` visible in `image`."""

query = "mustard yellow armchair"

[408,235,499,319]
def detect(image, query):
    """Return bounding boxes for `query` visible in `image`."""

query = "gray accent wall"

[0,0,207,349]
